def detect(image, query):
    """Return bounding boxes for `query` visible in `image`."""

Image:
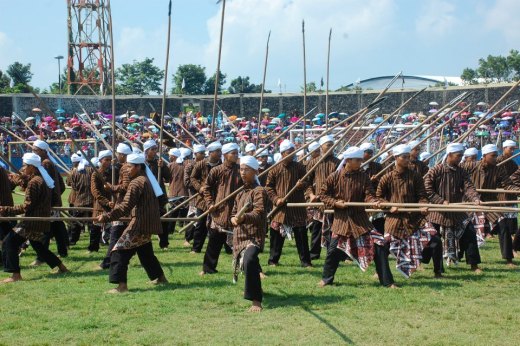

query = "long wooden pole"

[158,0,173,184]
[210,0,226,138]
[148,118,193,150]
[107,0,117,187]
[325,28,332,130]
[285,202,519,212]
[256,30,271,148]
[302,20,307,145]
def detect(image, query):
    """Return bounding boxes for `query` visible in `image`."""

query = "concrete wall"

[0,83,518,119]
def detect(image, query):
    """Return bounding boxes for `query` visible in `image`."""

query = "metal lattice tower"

[67,0,112,95]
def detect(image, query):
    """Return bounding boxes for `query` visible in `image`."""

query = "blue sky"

[0,0,519,92]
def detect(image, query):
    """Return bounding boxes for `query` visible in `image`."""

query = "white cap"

[245,143,256,152]
[71,154,81,163]
[503,140,517,148]
[143,139,157,151]
[116,143,132,155]
[446,143,465,154]
[319,135,334,146]
[482,144,498,155]
[127,153,163,197]
[274,153,282,163]
[408,140,421,149]
[33,139,49,151]
[308,142,320,152]
[240,155,259,170]
[393,144,411,156]
[419,152,431,161]
[168,148,181,157]
[222,143,240,154]
[255,148,269,157]
[22,153,55,189]
[193,144,206,153]
[343,146,364,159]
[98,150,112,160]
[279,139,295,153]
[464,148,478,157]
[180,148,192,158]
[207,141,222,152]
[360,142,375,152]
[127,153,145,164]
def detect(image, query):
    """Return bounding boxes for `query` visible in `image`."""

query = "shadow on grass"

[302,306,355,344]
[131,279,231,292]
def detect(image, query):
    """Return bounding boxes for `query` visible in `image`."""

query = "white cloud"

[415,0,456,37]
[485,0,520,46]
[202,0,397,91]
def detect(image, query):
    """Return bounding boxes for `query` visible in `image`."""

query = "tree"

[300,81,317,93]
[506,49,520,81]
[116,58,163,95]
[461,68,478,85]
[172,64,207,94]
[228,76,269,94]
[6,62,33,86]
[0,69,10,92]
[203,71,226,94]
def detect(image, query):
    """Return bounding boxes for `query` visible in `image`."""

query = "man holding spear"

[67,154,94,246]
[424,143,483,272]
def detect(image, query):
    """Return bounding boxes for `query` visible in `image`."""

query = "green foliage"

[0,69,10,92]
[301,81,318,92]
[116,58,164,95]
[6,61,33,86]
[203,70,227,94]
[172,64,207,94]
[228,76,263,94]
[461,49,520,84]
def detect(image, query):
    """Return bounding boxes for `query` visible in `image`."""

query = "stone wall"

[0,83,518,119]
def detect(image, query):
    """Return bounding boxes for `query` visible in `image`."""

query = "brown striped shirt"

[4,174,51,241]
[104,173,162,235]
[168,161,188,197]
[409,159,429,178]
[42,157,65,207]
[266,160,309,227]
[110,163,131,205]
[497,155,518,202]
[146,157,171,208]
[305,155,341,199]
[363,161,384,190]
[0,166,14,207]
[232,183,267,256]
[424,163,480,227]
[376,168,429,238]
[319,169,380,238]
[203,162,243,229]
[463,160,512,224]
[190,158,222,210]
[258,163,272,187]
[69,167,94,207]
[91,169,111,218]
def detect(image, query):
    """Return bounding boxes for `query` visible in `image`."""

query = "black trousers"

[268,226,311,266]
[109,241,164,284]
[496,218,513,261]
[167,207,189,241]
[158,221,170,249]
[243,246,262,302]
[68,209,93,245]
[0,222,13,259]
[100,224,125,269]
[433,223,481,265]
[309,220,323,260]
[420,234,443,274]
[3,231,61,273]
[202,231,228,273]
[191,208,208,253]
[88,224,103,252]
[38,221,68,260]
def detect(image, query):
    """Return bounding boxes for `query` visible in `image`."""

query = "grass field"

[1,193,520,345]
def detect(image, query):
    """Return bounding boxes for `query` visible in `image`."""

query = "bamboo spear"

[325,28,332,130]
[497,150,520,166]
[285,202,519,212]
[210,0,226,138]
[302,20,307,144]
[148,117,193,150]
[107,1,117,187]
[158,0,173,184]
[256,30,271,148]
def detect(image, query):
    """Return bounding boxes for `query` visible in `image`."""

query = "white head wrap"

[481,144,498,155]
[274,153,282,163]
[91,157,100,167]
[360,142,375,152]
[116,143,132,155]
[393,144,411,156]
[168,148,181,158]
[503,140,517,148]
[222,143,239,155]
[267,156,274,164]
[193,144,206,153]
[240,155,259,171]
[71,154,81,163]
[98,150,112,161]
[127,153,163,197]
[143,139,157,152]
[132,146,143,154]
[319,135,334,146]
[78,159,90,172]
[419,152,432,161]
[245,143,256,152]
[408,140,421,149]
[279,139,295,153]
[207,141,222,152]
[255,148,269,157]
[33,139,58,166]
[337,147,364,172]
[464,148,478,157]
[177,148,192,163]
[446,143,465,154]
[308,142,320,153]
[22,153,55,189]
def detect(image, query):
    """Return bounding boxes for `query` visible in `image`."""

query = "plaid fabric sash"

[440,217,471,266]
[271,221,293,240]
[334,229,383,272]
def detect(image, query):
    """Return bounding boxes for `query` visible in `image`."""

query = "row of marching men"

[1,136,520,312]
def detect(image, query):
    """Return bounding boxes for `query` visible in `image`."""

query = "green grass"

[1,192,520,345]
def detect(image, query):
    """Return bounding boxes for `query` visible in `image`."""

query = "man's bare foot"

[268,262,278,267]
[248,301,263,312]
[29,260,43,267]
[506,261,517,268]
[107,283,128,294]
[388,283,400,289]
[199,271,206,276]
[183,241,191,247]
[1,273,22,283]
[190,251,198,255]
[372,273,379,279]
[259,272,267,280]
[471,265,483,274]
[151,275,168,285]
[318,280,328,287]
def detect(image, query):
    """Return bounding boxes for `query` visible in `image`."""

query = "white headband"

[193,144,206,153]
[481,144,498,155]
[360,142,375,152]
[464,148,478,157]
[446,143,465,154]
[207,141,222,152]
[98,150,112,161]
[503,140,517,148]
[279,139,295,153]
[222,143,239,155]
[245,143,256,152]
[116,143,132,155]
[22,153,55,189]
[143,139,157,152]
[393,144,411,156]
[127,153,163,197]
[319,135,334,146]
